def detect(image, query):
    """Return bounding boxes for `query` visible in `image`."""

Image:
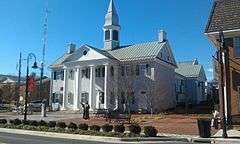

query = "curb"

[191,137,240,144]
[0,128,190,143]
[120,137,189,142]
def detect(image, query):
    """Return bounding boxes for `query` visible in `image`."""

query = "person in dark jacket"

[85,102,90,119]
[81,102,90,120]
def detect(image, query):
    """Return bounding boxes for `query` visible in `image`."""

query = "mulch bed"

[59,114,218,136]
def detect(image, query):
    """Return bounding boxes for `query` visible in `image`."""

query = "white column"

[104,64,109,109]
[73,68,80,110]
[89,65,96,110]
[62,69,68,110]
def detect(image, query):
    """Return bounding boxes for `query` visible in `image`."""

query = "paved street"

[0,132,194,144]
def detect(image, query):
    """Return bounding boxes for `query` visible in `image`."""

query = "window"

[95,67,101,77]
[110,66,114,77]
[113,30,119,41]
[83,50,88,55]
[52,93,63,104]
[105,30,110,40]
[145,64,151,75]
[121,66,125,76]
[68,69,74,80]
[102,67,105,77]
[110,91,115,105]
[126,65,130,76]
[60,70,64,80]
[99,92,105,104]
[67,92,74,105]
[135,65,140,76]
[82,68,90,78]
[128,91,135,104]
[53,72,57,80]
[53,70,64,80]
[81,92,89,103]
[234,37,240,57]
[121,92,125,104]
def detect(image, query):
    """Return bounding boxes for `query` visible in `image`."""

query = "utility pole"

[219,31,228,138]
[39,0,49,103]
[17,52,22,106]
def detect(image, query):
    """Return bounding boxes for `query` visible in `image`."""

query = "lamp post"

[24,53,38,121]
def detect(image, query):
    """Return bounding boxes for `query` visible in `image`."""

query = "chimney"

[159,30,167,42]
[67,43,76,54]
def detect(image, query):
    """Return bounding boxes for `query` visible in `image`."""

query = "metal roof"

[49,41,175,68]
[175,60,207,81]
[108,41,166,61]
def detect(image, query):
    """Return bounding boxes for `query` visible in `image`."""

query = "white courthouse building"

[49,0,177,113]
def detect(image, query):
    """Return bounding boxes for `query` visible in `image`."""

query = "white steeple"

[103,0,120,51]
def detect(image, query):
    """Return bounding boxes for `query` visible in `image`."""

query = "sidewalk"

[191,129,240,144]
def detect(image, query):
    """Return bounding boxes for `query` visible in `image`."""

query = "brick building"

[205,0,240,125]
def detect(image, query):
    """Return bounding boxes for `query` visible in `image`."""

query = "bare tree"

[0,84,16,103]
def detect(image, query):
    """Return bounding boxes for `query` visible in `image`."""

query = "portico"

[61,61,111,111]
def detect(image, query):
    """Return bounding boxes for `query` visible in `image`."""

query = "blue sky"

[0,0,215,80]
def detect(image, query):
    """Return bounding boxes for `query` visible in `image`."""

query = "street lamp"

[24,53,38,121]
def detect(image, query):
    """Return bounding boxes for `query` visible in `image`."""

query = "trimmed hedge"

[22,120,30,125]
[89,125,101,132]
[114,124,125,133]
[48,121,56,128]
[29,120,39,126]
[39,120,47,127]
[143,126,158,137]
[128,124,141,135]
[78,123,88,131]
[68,122,77,130]
[10,119,22,125]
[102,124,113,132]
[0,119,7,124]
[56,122,66,129]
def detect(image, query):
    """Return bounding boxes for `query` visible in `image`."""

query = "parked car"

[29,100,43,112]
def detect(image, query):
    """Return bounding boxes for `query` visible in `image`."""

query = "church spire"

[105,0,119,26]
[103,0,120,50]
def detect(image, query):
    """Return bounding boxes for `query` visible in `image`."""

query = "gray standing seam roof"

[50,41,168,68]
[108,41,166,61]
[175,61,203,78]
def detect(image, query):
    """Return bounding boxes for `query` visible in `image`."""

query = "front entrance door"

[98,91,105,109]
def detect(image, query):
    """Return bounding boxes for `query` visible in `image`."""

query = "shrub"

[78,123,88,131]
[89,125,101,132]
[10,119,22,125]
[68,122,77,130]
[128,124,141,135]
[29,120,39,126]
[48,121,56,128]
[102,124,113,132]
[0,119,7,124]
[144,126,158,137]
[22,120,30,125]
[114,124,125,133]
[39,120,47,126]
[56,122,66,129]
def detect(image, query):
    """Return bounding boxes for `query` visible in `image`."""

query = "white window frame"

[67,92,74,105]
[234,37,240,57]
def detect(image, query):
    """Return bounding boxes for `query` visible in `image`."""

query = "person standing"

[85,102,90,120]
[81,102,90,120]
